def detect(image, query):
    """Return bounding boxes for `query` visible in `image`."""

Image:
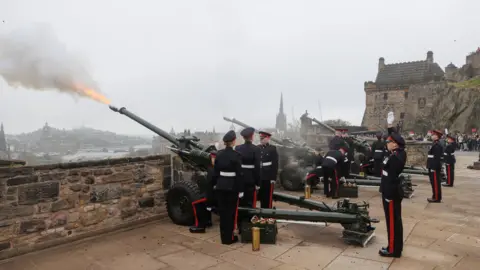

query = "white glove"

[255,186,260,190]
[387,111,394,125]
[384,198,391,203]
[270,180,276,184]
[340,177,346,183]
[239,192,244,198]
[206,207,212,211]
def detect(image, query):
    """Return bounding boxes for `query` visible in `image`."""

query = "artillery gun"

[110,106,379,246]
[223,117,317,191]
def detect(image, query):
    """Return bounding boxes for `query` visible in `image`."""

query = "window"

[400,112,405,119]
[383,93,388,100]
[404,92,409,99]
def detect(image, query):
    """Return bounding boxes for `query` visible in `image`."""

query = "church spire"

[279,93,284,114]
[0,123,6,152]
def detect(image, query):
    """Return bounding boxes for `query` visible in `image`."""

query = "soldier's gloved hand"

[340,177,346,183]
[270,180,276,184]
[239,192,244,198]
[206,207,212,211]
[255,186,260,190]
[387,111,394,124]
[384,198,391,203]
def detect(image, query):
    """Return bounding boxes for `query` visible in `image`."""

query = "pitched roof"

[375,61,444,86]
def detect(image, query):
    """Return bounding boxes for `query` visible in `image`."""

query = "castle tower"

[0,123,6,151]
[378,57,385,71]
[427,51,434,63]
[445,63,458,82]
[275,93,287,132]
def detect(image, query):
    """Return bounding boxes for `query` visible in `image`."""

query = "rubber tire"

[166,180,203,226]
[279,164,305,191]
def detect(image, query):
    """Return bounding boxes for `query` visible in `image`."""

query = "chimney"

[378,57,385,71]
[426,51,433,63]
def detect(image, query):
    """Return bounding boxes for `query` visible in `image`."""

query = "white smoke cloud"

[0,23,100,98]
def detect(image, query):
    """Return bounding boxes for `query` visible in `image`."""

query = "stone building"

[275,93,287,133]
[362,51,445,131]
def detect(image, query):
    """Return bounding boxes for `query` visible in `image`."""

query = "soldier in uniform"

[371,132,386,177]
[189,151,216,233]
[342,130,354,178]
[379,112,406,258]
[235,127,261,232]
[322,147,347,198]
[427,130,444,203]
[258,131,279,209]
[305,147,324,193]
[329,128,345,150]
[442,134,456,187]
[213,130,244,245]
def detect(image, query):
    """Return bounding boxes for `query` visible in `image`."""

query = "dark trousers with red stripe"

[323,167,339,198]
[259,180,274,209]
[191,198,212,228]
[428,169,442,201]
[382,197,403,255]
[238,185,257,232]
[445,163,455,186]
[216,191,239,244]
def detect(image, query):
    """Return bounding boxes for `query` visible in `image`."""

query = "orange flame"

[74,85,111,104]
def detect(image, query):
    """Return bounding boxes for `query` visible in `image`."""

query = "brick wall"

[363,85,408,130]
[0,155,171,259]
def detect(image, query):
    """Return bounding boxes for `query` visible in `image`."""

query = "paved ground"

[1,154,480,270]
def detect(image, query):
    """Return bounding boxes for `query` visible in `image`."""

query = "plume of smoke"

[0,24,100,97]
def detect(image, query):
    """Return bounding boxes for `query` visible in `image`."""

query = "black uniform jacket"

[322,150,345,176]
[235,141,261,186]
[372,139,386,160]
[258,143,279,181]
[380,149,407,199]
[313,155,324,175]
[344,137,355,161]
[444,143,456,165]
[427,141,443,170]
[212,147,244,192]
[329,136,345,150]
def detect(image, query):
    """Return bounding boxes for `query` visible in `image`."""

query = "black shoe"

[206,221,213,227]
[233,235,239,243]
[189,226,206,233]
[427,198,441,203]
[379,249,401,258]
[442,184,453,187]
[332,196,339,199]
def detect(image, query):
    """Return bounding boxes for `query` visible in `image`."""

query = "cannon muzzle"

[109,105,120,112]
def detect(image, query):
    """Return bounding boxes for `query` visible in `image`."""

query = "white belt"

[375,150,383,152]
[262,162,272,166]
[428,155,434,158]
[444,153,454,156]
[241,164,255,169]
[220,172,236,177]
[382,170,388,176]
[316,166,322,169]
[326,156,337,163]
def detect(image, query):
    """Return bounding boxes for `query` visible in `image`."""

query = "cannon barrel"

[272,192,333,212]
[238,207,359,223]
[110,105,179,146]
[403,169,429,175]
[311,117,371,152]
[110,105,206,150]
[223,117,284,145]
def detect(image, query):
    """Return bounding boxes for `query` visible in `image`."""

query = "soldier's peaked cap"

[240,127,255,137]
[223,130,236,142]
[432,129,443,136]
[259,131,271,137]
[334,128,347,132]
[387,133,405,147]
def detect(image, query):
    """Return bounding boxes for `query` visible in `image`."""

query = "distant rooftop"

[375,51,444,86]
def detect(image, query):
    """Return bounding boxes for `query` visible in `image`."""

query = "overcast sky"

[1,0,479,136]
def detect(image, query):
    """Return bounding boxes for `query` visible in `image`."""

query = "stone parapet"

[0,155,171,259]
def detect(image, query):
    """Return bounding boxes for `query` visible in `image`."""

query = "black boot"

[189,226,206,233]
[427,198,441,203]
[379,249,401,258]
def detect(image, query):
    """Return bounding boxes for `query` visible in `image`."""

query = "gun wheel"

[166,180,203,226]
[279,165,304,191]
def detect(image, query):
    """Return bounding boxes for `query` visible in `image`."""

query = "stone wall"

[362,84,408,130]
[0,155,171,259]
